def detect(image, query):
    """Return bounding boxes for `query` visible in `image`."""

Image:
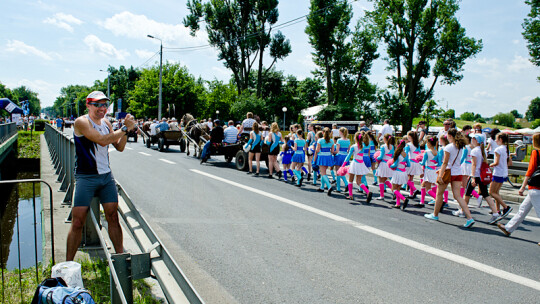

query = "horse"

[181,114,210,158]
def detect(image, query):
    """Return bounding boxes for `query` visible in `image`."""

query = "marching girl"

[424,129,476,228]
[376,134,396,200]
[306,124,316,181]
[246,122,263,175]
[333,127,351,192]
[456,134,501,223]
[266,122,283,179]
[405,131,423,199]
[489,132,514,218]
[367,131,379,186]
[310,131,323,185]
[313,128,336,195]
[459,136,481,202]
[359,131,372,192]
[419,136,440,206]
[343,132,373,202]
[280,136,295,182]
[390,140,411,209]
[291,130,307,187]
[427,136,450,205]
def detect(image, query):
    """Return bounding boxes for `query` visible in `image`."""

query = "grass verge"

[0,258,163,303]
[17,131,43,159]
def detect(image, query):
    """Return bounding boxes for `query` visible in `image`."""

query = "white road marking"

[138,152,151,156]
[191,169,540,291]
[159,158,176,164]
[125,147,133,150]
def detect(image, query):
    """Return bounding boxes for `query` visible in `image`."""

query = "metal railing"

[44,123,204,303]
[0,179,56,303]
[0,122,17,144]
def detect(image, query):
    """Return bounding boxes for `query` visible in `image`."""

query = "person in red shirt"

[498,133,540,246]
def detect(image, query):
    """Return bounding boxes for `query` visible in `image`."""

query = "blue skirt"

[291,153,305,164]
[316,154,334,167]
[282,154,292,165]
[334,154,348,166]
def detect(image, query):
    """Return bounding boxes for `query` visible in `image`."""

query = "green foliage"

[442,109,455,119]
[492,112,515,128]
[366,0,483,132]
[421,99,444,128]
[184,0,291,96]
[128,63,202,119]
[0,82,41,116]
[460,111,475,121]
[510,109,523,119]
[531,118,540,129]
[526,97,540,120]
[17,131,42,158]
[297,77,324,107]
[33,119,47,131]
[230,92,267,122]
[523,0,540,80]
[306,0,353,105]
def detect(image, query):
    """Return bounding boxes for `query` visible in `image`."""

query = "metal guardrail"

[0,122,17,144]
[44,122,204,303]
[0,179,56,303]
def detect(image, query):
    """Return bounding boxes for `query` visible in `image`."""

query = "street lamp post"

[99,69,110,98]
[282,107,287,130]
[148,34,163,120]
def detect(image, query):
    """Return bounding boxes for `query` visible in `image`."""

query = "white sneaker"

[476,196,483,208]
[452,210,465,218]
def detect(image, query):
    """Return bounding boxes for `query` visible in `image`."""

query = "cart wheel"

[146,139,151,148]
[235,150,249,171]
[158,138,165,152]
[180,139,186,152]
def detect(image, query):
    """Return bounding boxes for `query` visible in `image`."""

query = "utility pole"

[148,35,163,120]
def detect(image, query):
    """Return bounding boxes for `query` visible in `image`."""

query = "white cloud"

[473,91,496,99]
[508,55,533,73]
[98,11,207,47]
[43,13,83,33]
[135,49,156,59]
[6,40,52,60]
[512,40,520,45]
[83,35,129,60]
[6,79,60,108]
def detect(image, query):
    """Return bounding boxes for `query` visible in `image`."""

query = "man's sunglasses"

[88,102,109,108]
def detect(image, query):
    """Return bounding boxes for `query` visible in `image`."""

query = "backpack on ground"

[31,277,96,304]
[480,161,493,185]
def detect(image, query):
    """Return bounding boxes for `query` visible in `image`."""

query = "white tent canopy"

[516,128,534,135]
[301,104,327,117]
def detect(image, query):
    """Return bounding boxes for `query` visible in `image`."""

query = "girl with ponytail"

[419,136,439,206]
[376,134,395,200]
[313,127,336,195]
[342,132,373,202]
[489,132,514,218]
[425,129,476,228]
[333,127,351,193]
[390,140,410,209]
[405,131,423,199]
[367,131,379,185]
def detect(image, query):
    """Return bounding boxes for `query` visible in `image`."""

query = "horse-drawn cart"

[140,129,187,152]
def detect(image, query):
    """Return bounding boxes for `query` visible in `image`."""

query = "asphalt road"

[108,139,540,303]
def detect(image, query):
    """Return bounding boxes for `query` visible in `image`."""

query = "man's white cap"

[86,91,110,104]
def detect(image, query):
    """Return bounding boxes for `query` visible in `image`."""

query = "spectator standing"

[417,121,427,142]
[55,116,63,131]
[359,121,369,132]
[378,119,394,141]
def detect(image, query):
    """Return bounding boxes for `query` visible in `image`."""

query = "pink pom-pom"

[415,153,424,162]
[337,165,349,176]
[387,158,394,167]
[374,151,381,163]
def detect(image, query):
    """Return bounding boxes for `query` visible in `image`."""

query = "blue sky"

[1,0,539,118]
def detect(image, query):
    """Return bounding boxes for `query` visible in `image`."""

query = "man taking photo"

[66,91,136,261]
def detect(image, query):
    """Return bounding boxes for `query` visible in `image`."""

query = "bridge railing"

[44,123,204,303]
[0,122,17,144]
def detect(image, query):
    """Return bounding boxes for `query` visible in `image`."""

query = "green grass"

[17,131,43,159]
[0,258,163,303]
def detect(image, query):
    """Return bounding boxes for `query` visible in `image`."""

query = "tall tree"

[523,0,540,81]
[184,0,291,96]
[367,0,482,132]
[526,96,540,121]
[305,0,353,105]
[12,86,41,116]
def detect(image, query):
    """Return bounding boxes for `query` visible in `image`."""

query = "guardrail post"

[110,253,133,304]
[63,138,75,205]
[82,197,101,246]
[59,136,69,191]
